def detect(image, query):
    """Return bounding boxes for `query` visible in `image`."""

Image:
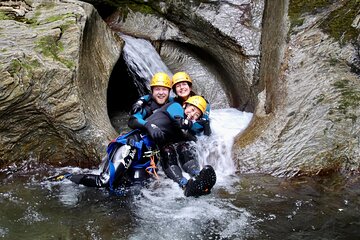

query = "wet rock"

[233,0,360,176]
[0,0,123,167]
[105,0,264,111]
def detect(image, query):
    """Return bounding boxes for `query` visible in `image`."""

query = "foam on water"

[128,108,254,239]
[130,176,256,240]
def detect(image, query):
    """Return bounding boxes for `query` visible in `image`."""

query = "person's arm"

[130,95,151,114]
[128,95,152,130]
[128,109,148,130]
[167,103,198,141]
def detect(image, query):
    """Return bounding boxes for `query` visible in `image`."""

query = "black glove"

[175,116,193,130]
[145,122,165,144]
[182,130,197,142]
[197,118,211,136]
[130,99,145,114]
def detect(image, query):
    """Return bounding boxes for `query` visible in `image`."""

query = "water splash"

[198,108,253,179]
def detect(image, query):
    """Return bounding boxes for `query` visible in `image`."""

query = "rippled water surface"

[1,165,360,240]
[1,109,359,239]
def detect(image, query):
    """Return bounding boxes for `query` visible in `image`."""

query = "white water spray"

[198,108,253,178]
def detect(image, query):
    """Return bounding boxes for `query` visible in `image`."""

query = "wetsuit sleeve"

[128,109,148,130]
[128,95,152,130]
[166,102,185,121]
[203,102,211,121]
[168,96,175,103]
[166,103,198,141]
[130,95,151,114]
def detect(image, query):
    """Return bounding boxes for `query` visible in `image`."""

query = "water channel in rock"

[1,35,359,239]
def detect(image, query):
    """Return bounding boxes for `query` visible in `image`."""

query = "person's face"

[175,82,191,100]
[184,104,202,121]
[152,86,170,105]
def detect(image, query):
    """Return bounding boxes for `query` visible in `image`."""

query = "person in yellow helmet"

[129,95,216,197]
[128,72,173,130]
[172,72,211,136]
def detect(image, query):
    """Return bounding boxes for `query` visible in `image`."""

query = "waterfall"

[120,34,253,178]
[120,34,173,95]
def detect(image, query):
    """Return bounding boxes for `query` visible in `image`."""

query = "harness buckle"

[143,150,160,158]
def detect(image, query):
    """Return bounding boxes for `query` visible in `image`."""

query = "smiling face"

[174,82,191,100]
[151,86,170,105]
[184,104,202,121]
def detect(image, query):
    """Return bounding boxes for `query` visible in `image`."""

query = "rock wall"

[233,0,360,176]
[0,0,122,167]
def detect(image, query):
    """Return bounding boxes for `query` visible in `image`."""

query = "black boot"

[68,174,105,187]
[184,165,216,197]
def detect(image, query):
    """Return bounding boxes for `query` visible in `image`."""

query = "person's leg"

[177,141,200,177]
[109,144,137,188]
[160,144,187,188]
[69,134,139,189]
[184,165,217,197]
[68,174,104,187]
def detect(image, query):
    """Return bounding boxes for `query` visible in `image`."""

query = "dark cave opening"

[107,54,141,132]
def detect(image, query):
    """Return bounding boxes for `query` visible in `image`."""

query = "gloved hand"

[197,118,211,136]
[145,122,165,144]
[130,99,145,114]
[175,116,193,130]
[182,130,197,142]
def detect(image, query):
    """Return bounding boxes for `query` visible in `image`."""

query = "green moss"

[320,0,360,45]
[8,60,22,77]
[314,93,325,105]
[288,0,334,29]
[25,10,41,26]
[36,36,62,58]
[289,0,360,44]
[127,3,156,15]
[8,58,40,78]
[37,2,56,10]
[0,11,13,20]
[105,1,158,20]
[44,13,75,23]
[331,79,360,122]
[59,20,76,34]
[328,58,340,66]
[0,8,40,25]
[35,36,74,69]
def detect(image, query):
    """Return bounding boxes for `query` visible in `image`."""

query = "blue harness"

[106,130,156,190]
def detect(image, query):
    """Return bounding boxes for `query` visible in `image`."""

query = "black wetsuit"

[129,101,201,188]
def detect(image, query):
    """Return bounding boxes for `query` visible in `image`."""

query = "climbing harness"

[143,149,160,179]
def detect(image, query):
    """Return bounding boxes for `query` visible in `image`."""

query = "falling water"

[120,34,173,95]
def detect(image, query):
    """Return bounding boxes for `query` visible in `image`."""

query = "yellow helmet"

[150,72,172,89]
[185,95,207,114]
[172,72,192,87]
